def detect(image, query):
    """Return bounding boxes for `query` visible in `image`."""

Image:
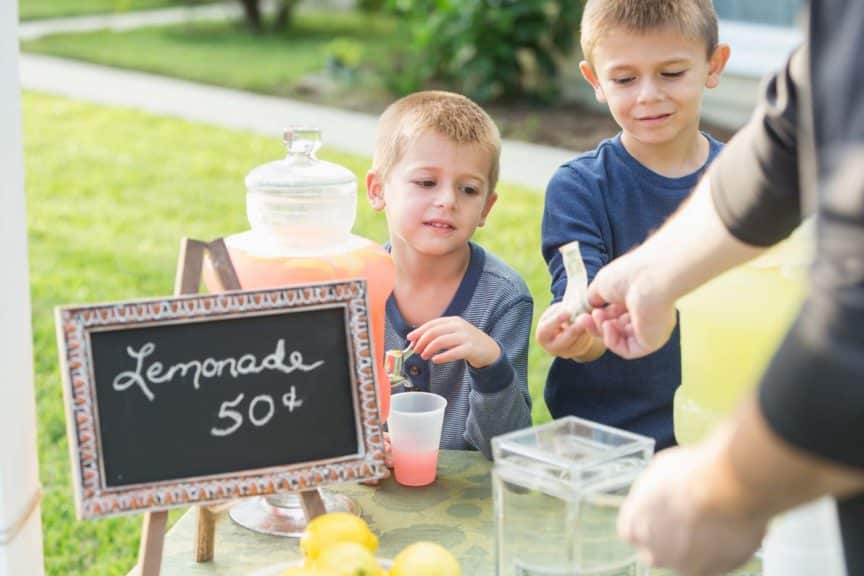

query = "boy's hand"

[408,317,501,368]
[535,302,605,361]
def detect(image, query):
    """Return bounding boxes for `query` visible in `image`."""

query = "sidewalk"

[18,0,352,40]
[18,2,577,191]
[19,55,575,191]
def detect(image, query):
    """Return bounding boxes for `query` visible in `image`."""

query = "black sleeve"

[755,6,864,469]
[709,47,807,246]
[758,289,864,469]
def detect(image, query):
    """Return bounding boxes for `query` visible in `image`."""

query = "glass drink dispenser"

[492,417,654,576]
[204,127,395,536]
[204,127,395,419]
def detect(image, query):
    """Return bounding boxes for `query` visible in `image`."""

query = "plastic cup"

[387,392,447,487]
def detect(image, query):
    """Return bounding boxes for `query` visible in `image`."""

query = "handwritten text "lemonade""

[112,339,325,402]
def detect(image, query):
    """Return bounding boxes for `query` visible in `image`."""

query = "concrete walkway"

[18,0,352,40]
[19,2,249,40]
[18,6,577,191]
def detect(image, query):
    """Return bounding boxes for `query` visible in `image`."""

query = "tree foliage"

[384,0,582,102]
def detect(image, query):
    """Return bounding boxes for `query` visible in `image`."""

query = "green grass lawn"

[22,11,398,102]
[20,0,194,21]
[25,92,552,575]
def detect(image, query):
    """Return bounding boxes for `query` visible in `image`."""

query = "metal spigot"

[384,345,414,389]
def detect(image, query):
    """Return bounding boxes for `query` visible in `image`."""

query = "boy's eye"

[412,179,436,188]
[661,70,686,78]
[461,185,480,195]
[611,76,635,85]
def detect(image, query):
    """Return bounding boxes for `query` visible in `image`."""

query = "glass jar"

[674,221,812,444]
[492,417,654,576]
[204,127,395,419]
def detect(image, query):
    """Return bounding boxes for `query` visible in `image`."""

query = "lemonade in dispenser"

[204,127,395,419]
[674,221,812,444]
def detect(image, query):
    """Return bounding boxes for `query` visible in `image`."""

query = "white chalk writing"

[210,387,304,437]
[112,339,324,402]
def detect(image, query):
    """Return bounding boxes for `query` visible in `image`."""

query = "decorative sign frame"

[56,280,387,520]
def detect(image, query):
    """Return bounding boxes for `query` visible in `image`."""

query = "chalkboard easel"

[57,238,387,576]
[135,237,332,575]
[174,238,331,566]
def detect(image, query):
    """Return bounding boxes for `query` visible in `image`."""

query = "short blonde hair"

[372,91,501,192]
[581,0,718,65]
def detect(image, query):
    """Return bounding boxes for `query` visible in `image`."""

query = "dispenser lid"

[245,127,356,192]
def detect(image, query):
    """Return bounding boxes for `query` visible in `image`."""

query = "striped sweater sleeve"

[463,293,533,459]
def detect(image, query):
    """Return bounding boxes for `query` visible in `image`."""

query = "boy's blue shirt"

[542,132,724,449]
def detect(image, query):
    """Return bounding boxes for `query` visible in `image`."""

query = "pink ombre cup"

[388,392,447,486]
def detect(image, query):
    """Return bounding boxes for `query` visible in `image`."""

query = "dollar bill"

[559,240,591,322]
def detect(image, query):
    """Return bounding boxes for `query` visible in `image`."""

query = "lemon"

[390,542,461,576]
[313,541,383,576]
[300,513,379,561]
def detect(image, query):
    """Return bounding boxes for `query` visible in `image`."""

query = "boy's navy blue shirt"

[542,132,723,449]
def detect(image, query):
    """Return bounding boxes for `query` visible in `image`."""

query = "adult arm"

[609,42,864,573]
[617,397,864,574]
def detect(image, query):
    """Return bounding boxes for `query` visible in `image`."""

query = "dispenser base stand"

[229,490,359,537]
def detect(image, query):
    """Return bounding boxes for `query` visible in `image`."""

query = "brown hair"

[372,91,501,192]
[580,0,719,65]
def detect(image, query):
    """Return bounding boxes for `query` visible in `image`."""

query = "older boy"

[536,0,730,449]
[366,91,533,459]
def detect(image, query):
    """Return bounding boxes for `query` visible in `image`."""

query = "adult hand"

[408,316,500,368]
[587,252,677,359]
[618,439,768,575]
[535,302,604,361]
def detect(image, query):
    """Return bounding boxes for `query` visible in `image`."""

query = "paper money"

[559,240,591,322]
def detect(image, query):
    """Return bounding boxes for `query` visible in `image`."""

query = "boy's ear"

[579,60,607,104]
[478,192,498,227]
[705,43,731,89]
[365,170,386,211]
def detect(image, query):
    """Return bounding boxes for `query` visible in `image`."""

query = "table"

[149,450,761,575]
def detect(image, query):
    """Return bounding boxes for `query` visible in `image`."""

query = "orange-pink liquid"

[392,448,439,486]
[203,236,395,420]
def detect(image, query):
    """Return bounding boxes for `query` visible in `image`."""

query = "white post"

[0,0,45,574]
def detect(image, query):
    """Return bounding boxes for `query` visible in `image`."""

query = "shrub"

[384,0,581,102]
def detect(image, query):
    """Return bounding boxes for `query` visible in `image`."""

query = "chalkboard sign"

[56,280,386,519]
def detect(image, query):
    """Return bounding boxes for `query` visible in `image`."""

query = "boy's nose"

[637,79,663,103]
[434,186,457,208]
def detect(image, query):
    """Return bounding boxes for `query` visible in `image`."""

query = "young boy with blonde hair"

[536,0,730,449]
[366,91,532,459]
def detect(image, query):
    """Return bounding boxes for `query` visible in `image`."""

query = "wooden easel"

[134,237,327,575]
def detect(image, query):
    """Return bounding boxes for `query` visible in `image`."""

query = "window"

[715,0,805,27]
[716,0,806,77]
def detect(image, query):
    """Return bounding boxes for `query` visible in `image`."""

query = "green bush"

[384,0,581,102]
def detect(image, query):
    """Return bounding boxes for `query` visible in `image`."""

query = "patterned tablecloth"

[148,450,761,576]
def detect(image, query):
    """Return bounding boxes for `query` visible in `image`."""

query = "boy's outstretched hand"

[408,317,500,368]
[535,302,605,361]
